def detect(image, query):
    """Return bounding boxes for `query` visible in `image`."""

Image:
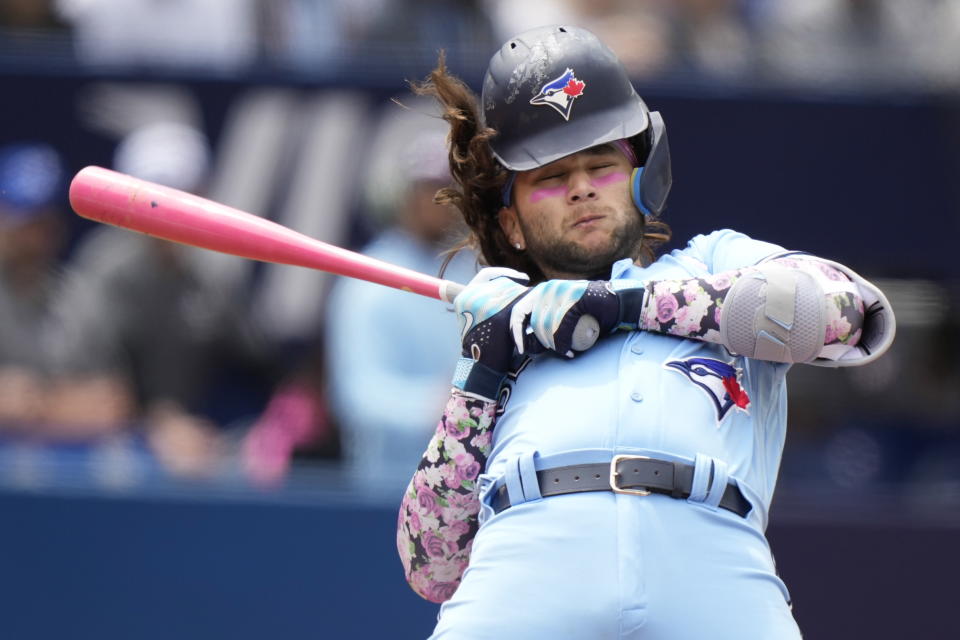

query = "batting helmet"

[481,25,671,217]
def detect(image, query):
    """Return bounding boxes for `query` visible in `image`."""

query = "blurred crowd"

[0,81,484,489]
[2,0,960,92]
[0,0,958,499]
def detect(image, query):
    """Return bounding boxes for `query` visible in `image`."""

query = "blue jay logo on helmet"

[664,357,750,424]
[529,68,586,121]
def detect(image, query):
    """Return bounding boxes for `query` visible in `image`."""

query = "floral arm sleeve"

[637,255,864,352]
[396,390,497,603]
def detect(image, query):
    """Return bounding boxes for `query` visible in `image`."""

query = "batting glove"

[510,279,647,358]
[452,267,537,401]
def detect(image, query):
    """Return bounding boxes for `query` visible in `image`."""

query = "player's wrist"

[451,357,506,402]
[608,280,647,331]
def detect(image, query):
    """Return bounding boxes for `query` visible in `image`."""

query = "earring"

[514,243,522,250]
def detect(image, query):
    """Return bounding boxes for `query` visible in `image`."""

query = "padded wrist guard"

[612,284,647,331]
[452,357,506,402]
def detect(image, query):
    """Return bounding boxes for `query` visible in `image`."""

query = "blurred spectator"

[259,0,346,68]
[0,143,65,429]
[655,0,755,78]
[362,0,496,68]
[44,122,274,476]
[260,0,384,69]
[323,100,478,487]
[241,342,340,487]
[756,0,960,92]
[484,0,672,79]
[483,0,579,44]
[565,0,672,78]
[563,0,754,80]
[0,0,64,28]
[54,0,258,72]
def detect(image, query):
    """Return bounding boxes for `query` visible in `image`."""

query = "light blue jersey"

[489,228,791,531]
[431,230,802,639]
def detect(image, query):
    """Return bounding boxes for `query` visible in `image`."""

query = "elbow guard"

[719,259,895,366]
[719,263,826,364]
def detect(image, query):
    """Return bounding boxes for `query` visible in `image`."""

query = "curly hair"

[413,53,671,284]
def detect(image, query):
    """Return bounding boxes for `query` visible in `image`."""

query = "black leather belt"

[490,455,751,517]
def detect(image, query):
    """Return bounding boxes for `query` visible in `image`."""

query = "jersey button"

[630,391,644,402]
[630,343,644,355]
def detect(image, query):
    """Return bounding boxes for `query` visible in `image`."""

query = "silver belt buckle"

[609,454,652,496]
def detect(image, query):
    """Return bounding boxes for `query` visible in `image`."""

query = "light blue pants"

[430,490,802,639]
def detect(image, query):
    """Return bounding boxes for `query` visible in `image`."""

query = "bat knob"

[571,314,600,351]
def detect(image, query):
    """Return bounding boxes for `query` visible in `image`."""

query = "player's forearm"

[396,390,497,603]
[628,256,864,361]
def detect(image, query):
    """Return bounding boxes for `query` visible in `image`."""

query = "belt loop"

[476,473,497,526]
[687,453,713,506]
[517,451,541,502]
[704,458,729,510]
[504,456,525,508]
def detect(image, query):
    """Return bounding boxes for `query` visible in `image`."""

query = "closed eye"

[537,172,565,182]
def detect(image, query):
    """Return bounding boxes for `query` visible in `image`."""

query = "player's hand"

[452,267,537,400]
[510,279,646,358]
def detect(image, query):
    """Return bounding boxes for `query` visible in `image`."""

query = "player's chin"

[575,224,642,265]
[570,228,621,255]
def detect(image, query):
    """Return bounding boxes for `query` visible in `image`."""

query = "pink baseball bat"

[69,166,464,302]
[68,166,600,350]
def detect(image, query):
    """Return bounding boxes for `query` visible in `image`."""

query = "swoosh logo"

[458,310,474,341]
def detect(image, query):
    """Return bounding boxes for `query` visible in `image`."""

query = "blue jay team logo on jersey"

[664,357,750,424]
[530,68,586,121]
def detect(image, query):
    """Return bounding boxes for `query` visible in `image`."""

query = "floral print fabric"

[397,391,496,603]
[639,256,864,351]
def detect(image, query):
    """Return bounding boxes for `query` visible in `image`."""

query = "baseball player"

[396,25,895,639]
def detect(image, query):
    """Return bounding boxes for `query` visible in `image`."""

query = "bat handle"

[440,280,600,352]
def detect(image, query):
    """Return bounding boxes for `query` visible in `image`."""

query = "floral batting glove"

[452,267,535,401]
[510,279,647,357]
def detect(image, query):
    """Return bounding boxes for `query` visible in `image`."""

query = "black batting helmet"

[480,25,671,217]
